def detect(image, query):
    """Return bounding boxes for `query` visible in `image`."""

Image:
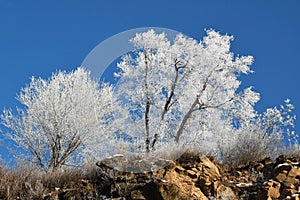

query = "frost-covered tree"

[2,29,296,171]
[1,68,119,172]
[115,29,294,154]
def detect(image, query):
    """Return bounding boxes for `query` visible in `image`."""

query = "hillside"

[1,152,300,199]
[92,152,300,200]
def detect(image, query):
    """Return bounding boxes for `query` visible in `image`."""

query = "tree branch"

[174,65,224,143]
[152,59,187,149]
[174,96,199,143]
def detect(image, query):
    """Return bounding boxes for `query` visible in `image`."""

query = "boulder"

[200,156,220,178]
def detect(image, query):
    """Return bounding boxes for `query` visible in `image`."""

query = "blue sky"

[0,1,299,159]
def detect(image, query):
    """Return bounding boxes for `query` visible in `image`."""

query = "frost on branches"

[1,68,120,172]
[1,29,296,171]
[115,29,295,156]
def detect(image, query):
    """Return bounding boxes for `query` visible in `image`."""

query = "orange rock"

[162,164,208,200]
[174,165,185,172]
[288,168,300,178]
[268,187,281,199]
[285,177,299,185]
[213,181,238,200]
[201,156,220,178]
[186,169,198,179]
[276,172,287,182]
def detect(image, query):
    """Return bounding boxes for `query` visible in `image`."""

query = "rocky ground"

[44,152,300,200]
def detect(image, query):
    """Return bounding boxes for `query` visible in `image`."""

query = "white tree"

[115,29,278,154]
[1,68,120,172]
[2,30,296,171]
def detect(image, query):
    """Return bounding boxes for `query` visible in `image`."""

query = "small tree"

[1,68,119,172]
[218,99,295,165]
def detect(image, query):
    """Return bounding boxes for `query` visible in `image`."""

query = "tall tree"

[116,29,263,152]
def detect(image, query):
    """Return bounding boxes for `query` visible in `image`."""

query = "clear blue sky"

[0,1,299,159]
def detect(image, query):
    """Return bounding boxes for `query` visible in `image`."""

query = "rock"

[160,162,208,200]
[196,175,212,196]
[285,182,295,189]
[131,159,153,173]
[288,168,300,178]
[275,163,293,172]
[285,177,299,185]
[216,185,237,200]
[276,172,287,182]
[268,186,281,199]
[131,190,146,200]
[263,157,274,166]
[236,182,253,187]
[293,195,300,200]
[259,180,281,199]
[250,161,264,171]
[234,171,242,177]
[96,154,127,174]
[282,188,297,196]
[174,165,185,172]
[255,163,265,171]
[213,181,235,199]
[93,155,300,200]
[200,156,220,178]
[198,174,212,186]
[186,169,198,179]
[154,159,176,170]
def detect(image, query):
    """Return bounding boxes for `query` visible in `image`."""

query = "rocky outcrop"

[94,153,300,200]
[227,156,300,199]
[43,153,300,199]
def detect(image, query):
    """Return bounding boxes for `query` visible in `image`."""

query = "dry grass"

[0,162,114,200]
[0,138,299,199]
[279,143,300,159]
[217,131,283,167]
